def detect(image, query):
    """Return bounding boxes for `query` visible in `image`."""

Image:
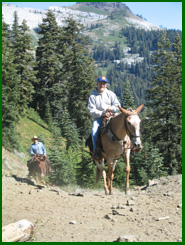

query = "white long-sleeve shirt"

[87,88,120,119]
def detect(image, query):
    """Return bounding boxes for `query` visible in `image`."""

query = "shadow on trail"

[12,174,35,186]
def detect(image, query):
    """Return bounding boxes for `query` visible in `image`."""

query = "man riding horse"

[87,76,121,161]
[87,77,144,195]
[27,136,52,177]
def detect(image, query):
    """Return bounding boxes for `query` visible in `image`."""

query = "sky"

[2,2,182,30]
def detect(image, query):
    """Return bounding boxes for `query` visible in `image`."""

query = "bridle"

[124,113,141,139]
[108,113,141,159]
[110,113,140,141]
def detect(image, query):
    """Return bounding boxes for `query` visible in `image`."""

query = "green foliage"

[16,116,52,156]
[92,42,125,62]
[48,127,76,186]
[73,4,109,15]
[2,19,20,150]
[59,109,81,150]
[32,13,96,138]
[113,159,126,190]
[121,78,135,108]
[146,31,182,174]
[45,101,53,131]
[26,108,48,129]
[62,17,97,138]
[33,10,65,119]
[11,12,37,114]
[131,142,167,185]
[2,9,182,190]
[76,143,96,188]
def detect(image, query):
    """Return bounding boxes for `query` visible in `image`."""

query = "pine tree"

[131,142,167,185]
[61,17,97,138]
[45,101,53,131]
[121,78,135,108]
[146,31,182,174]
[76,142,96,188]
[169,33,182,173]
[59,109,80,150]
[48,126,76,186]
[11,12,37,114]
[34,10,67,119]
[2,19,20,149]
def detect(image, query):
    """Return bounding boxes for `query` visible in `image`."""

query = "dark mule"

[27,154,52,184]
[86,104,144,195]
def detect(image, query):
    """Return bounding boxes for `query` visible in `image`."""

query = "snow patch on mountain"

[2,3,107,29]
[125,16,161,31]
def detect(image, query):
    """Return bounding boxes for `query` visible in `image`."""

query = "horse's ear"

[135,103,144,114]
[118,106,128,115]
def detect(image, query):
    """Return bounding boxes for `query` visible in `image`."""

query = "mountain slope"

[2,2,161,31]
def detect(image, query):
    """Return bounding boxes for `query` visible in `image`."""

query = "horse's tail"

[85,134,93,153]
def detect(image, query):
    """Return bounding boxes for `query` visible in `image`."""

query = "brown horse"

[28,154,51,184]
[95,103,144,195]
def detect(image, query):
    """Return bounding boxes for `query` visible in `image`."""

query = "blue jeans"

[91,118,103,152]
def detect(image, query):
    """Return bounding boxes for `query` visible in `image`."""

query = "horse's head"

[119,103,144,152]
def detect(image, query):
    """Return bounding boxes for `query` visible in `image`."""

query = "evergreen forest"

[2,10,182,190]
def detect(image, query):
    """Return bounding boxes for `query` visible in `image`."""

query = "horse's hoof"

[104,189,109,195]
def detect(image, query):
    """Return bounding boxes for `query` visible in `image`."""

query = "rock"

[112,210,120,215]
[104,214,112,220]
[69,193,84,197]
[133,185,147,191]
[111,205,116,209]
[163,192,173,196]
[116,205,125,209]
[129,207,134,212]
[69,220,77,224]
[126,200,135,206]
[117,235,136,242]
[2,219,33,242]
[76,193,84,197]
[148,179,159,186]
[154,216,170,221]
[177,204,182,208]
[104,214,117,222]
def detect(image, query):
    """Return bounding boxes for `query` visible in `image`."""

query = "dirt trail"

[2,148,182,242]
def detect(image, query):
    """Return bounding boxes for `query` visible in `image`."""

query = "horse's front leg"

[107,160,117,195]
[124,149,131,195]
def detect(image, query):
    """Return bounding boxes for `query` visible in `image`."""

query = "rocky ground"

[2,148,182,242]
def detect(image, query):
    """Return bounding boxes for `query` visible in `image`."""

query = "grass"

[16,116,52,156]
[74,5,109,16]
[84,16,128,48]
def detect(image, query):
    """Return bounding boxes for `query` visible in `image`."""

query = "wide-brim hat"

[97,76,108,83]
[31,135,38,141]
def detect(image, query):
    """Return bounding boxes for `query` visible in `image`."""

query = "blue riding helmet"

[97,76,108,83]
